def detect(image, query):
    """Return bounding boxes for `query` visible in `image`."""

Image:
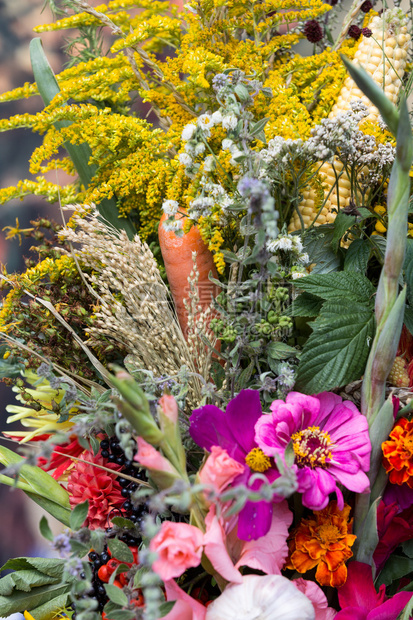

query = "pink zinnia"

[255,392,371,510]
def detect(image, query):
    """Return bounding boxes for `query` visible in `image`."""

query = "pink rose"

[150,521,204,581]
[159,394,179,424]
[199,446,245,493]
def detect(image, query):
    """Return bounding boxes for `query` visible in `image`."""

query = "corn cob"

[288,9,411,234]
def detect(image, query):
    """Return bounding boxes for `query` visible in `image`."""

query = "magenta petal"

[237,498,273,541]
[367,592,413,620]
[189,404,246,463]
[335,608,368,620]
[298,468,336,510]
[338,562,380,610]
[329,466,370,493]
[225,390,263,455]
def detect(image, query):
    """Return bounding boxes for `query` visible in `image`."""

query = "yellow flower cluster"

[0,0,389,270]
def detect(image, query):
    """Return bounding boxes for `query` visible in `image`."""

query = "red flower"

[38,436,85,479]
[67,451,124,529]
[374,501,413,572]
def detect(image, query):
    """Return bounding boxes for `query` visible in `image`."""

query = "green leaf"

[376,555,413,587]
[39,516,54,543]
[332,212,356,249]
[104,584,128,607]
[69,540,90,557]
[293,271,376,305]
[267,341,298,360]
[302,225,341,273]
[0,571,58,596]
[0,582,72,617]
[398,596,413,620]
[294,299,375,393]
[111,517,136,530]
[344,239,371,275]
[250,118,269,136]
[159,601,176,617]
[288,292,323,317]
[237,361,255,389]
[355,497,379,566]
[107,538,134,564]
[70,500,89,531]
[402,539,413,558]
[404,239,413,306]
[25,492,71,527]
[28,592,71,620]
[341,56,399,137]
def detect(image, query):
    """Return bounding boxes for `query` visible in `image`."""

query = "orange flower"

[286,501,356,588]
[382,417,413,487]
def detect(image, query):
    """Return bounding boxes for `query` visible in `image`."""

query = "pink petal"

[164,580,207,620]
[203,508,243,584]
[235,501,292,575]
[367,592,413,620]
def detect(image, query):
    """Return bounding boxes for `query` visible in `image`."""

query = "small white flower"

[162,199,179,216]
[205,575,315,620]
[291,269,307,280]
[195,142,206,155]
[292,236,303,253]
[162,219,183,233]
[211,110,223,125]
[181,123,197,142]
[178,152,193,167]
[298,252,309,265]
[222,113,238,131]
[203,155,216,172]
[198,113,214,133]
[222,138,233,151]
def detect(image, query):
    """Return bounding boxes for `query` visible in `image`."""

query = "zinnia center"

[292,425,332,469]
[245,447,271,472]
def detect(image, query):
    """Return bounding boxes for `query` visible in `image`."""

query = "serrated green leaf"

[267,341,298,360]
[0,571,58,596]
[69,540,90,557]
[39,516,54,543]
[332,212,356,249]
[28,592,71,620]
[288,292,323,317]
[344,239,371,275]
[237,361,255,390]
[25,559,66,579]
[107,538,134,564]
[376,555,413,587]
[294,299,375,393]
[70,500,89,531]
[302,225,341,274]
[104,584,128,607]
[293,271,376,305]
[0,582,71,617]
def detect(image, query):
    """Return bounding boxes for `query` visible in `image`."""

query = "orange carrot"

[159,211,219,337]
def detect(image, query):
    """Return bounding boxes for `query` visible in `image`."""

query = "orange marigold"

[382,417,413,487]
[286,501,356,588]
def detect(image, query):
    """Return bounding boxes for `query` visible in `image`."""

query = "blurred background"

[0,0,66,576]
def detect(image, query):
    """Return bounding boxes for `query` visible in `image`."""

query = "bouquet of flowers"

[1,0,413,617]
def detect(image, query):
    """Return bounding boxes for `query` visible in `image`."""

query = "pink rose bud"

[150,521,204,581]
[134,437,180,489]
[159,394,179,424]
[199,446,245,493]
